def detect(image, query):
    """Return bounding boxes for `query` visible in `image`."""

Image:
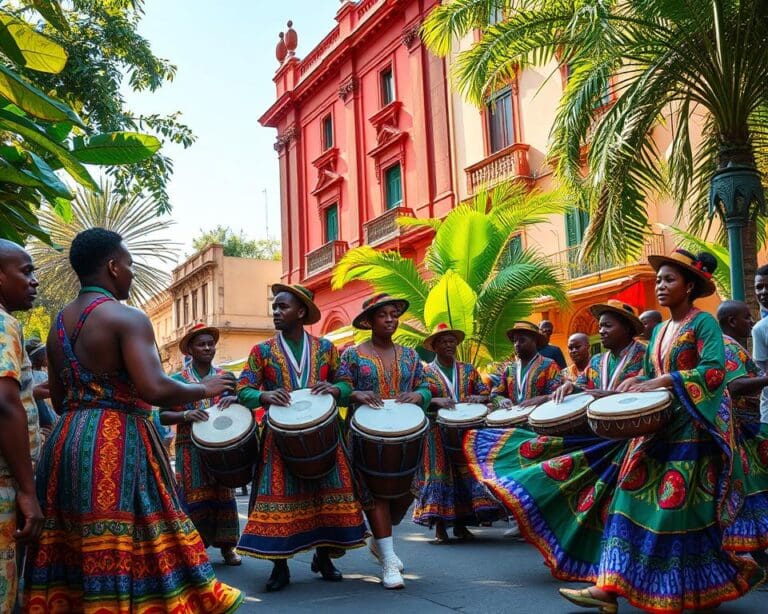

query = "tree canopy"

[192,226,282,260]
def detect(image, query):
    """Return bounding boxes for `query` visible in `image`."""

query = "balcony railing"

[305,240,349,278]
[465,143,531,194]
[549,233,666,281]
[364,206,414,246]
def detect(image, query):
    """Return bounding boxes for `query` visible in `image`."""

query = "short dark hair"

[69,228,124,279]
[756,264,768,277]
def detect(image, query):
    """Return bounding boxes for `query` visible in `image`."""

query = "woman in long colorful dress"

[25,228,243,613]
[160,323,241,566]
[412,323,503,542]
[335,294,432,590]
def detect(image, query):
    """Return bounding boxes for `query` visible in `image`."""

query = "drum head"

[588,390,671,418]
[486,405,532,426]
[437,403,488,424]
[192,403,254,447]
[268,389,336,430]
[353,400,426,437]
[529,393,592,425]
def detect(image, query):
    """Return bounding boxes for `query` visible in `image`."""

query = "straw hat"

[506,321,546,344]
[589,300,645,336]
[647,249,717,297]
[272,283,321,325]
[423,323,466,352]
[179,322,220,355]
[352,293,409,330]
[25,338,45,358]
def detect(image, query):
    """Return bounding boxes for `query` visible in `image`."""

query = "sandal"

[559,587,618,613]
[222,547,242,566]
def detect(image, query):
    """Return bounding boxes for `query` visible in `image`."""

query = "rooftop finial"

[276,31,287,64]
[285,20,298,57]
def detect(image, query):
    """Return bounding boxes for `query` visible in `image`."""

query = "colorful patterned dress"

[412,361,503,527]
[466,308,767,613]
[722,334,762,426]
[24,297,243,613]
[335,344,432,522]
[162,364,240,549]
[575,340,646,391]
[491,353,562,405]
[235,333,367,559]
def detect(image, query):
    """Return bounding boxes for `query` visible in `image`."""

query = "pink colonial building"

[259,0,454,337]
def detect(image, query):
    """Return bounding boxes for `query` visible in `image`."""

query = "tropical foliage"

[193,226,281,260]
[28,181,178,309]
[0,1,181,243]
[332,184,568,367]
[422,0,768,295]
[661,225,732,297]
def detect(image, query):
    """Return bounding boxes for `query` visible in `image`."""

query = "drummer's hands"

[261,389,291,407]
[466,395,488,404]
[432,398,455,410]
[626,376,672,393]
[311,381,340,399]
[552,381,574,404]
[201,372,236,398]
[615,377,641,393]
[217,395,237,409]
[588,389,617,399]
[396,391,423,405]
[520,394,549,408]
[187,408,209,422]
[351,391,383,408]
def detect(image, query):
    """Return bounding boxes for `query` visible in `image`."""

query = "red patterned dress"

[235,333,367,559]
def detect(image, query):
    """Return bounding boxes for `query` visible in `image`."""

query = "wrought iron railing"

[465,143,531,194]
[363,206,414,246]
[305,240,349,277]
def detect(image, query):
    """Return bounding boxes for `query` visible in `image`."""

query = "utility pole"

[262,188,269,238]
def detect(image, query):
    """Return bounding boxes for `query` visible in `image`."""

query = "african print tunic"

[162,364,239,549]
[491,354,561,404]
[25,297,242,613]
[235,333,367,559]
[723,334,763,425]
[561,363,589,384]
[575,341,646,391]
[412,361,501,527]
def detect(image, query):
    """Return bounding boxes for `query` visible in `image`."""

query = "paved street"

[210,494,766,613]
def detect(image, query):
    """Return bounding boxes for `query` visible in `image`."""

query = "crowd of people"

[0,228,767,612]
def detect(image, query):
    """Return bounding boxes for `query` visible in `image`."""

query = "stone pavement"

[210,494,766,613]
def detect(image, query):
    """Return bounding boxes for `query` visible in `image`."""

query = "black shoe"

[311,551,343,582]
[265,560,290,592]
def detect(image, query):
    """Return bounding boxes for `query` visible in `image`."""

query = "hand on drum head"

[201,373,236,398]
[217,395,237,409]
[187,408,209,422]
[623,375,672,393]
[261,389,291,407]
[552,381,574,404]
[520,394,550,408]
[350,391,383,408]
[615,377,641,393]
[310,381,340,399]
[588,389,618,399]
[432,398,455,410]
[396,391,423,405]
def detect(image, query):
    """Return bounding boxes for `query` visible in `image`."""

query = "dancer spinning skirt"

[160,323,241,566]
[412,323,503,541]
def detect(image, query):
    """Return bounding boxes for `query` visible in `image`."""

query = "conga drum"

[436,403,488,465]
[192,403,260,488]
[350,400,428,499]
[527,393,593,436]
[267,389,338,480]
[587,390,672,439]
[485,404,533,428]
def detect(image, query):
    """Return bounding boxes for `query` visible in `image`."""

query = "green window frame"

[384,165,402,210]
[325,204,339,242]
[380,67,394,106]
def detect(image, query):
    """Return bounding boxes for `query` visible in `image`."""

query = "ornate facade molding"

[401,23,421,51]
[338,76,358,101]
[274,125,299,152]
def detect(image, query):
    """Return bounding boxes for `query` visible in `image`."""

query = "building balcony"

[363,206,415,246]
[549,233,666,282]
[465,143,531,194]
[305,240,349,278]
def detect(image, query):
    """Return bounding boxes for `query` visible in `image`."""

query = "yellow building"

[144,244,282,373]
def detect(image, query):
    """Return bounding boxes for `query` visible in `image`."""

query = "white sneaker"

[381,557,405,589]
[369,540,404,571]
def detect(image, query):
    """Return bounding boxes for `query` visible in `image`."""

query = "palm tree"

[331,184,568,367]
[422,0,768,304]
[29,181,179,309]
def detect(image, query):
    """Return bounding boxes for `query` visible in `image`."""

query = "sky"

[123,1,340,261]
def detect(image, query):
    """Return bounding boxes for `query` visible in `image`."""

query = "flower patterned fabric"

[24,297,243,613]
[491,354,562,404]
[235,334,368,559]
[575,341,646,391]
[722,334,762,425]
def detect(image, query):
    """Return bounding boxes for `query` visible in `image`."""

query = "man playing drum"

[235,284,367,592]
[335,294,432,590]
[413,323,503,543]
[160,323,241,566]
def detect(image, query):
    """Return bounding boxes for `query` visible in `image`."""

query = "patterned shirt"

[723,334,762,424]
[0,307,40,474]
[425,360,490,405]
[492,353,562,404]
[575,341,646,391]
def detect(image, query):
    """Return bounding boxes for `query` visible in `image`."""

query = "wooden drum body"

[528,393,593,436]
[267,389,339,480]
[485,405,533,428]
[350,400,428,499]
[587,391,672,439]
[436,403,488,465]
[192,403,260,488]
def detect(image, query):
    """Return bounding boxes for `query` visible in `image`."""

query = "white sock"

[376,536,395,561]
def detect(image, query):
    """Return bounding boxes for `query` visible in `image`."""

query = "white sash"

[600,342,637,391]
[431,360,459,402]
[278,331,310,388]
[515,356,538,403]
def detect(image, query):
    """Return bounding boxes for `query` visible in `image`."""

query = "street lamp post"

[709,163,766,301]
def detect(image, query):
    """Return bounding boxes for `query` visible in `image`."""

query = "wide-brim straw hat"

[179,322,220,355]
[272,283,321,325]
[589,300,645,336]
[506,320,546,344]
[647,249,717,297]
[25,338,46,358]
[423,322,466,352]
[352,293,409,330]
